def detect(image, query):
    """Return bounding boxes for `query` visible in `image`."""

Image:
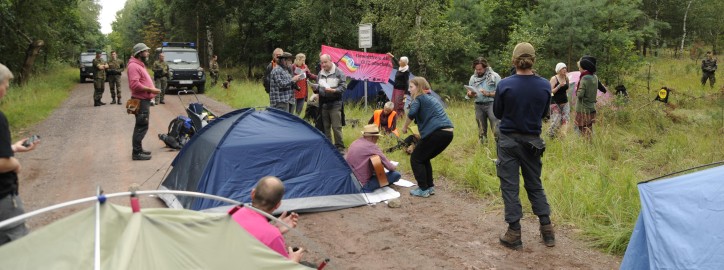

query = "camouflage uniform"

[107,58,124,104]
[91,57,107,106]
[209,59,219,86]
[701,56,717,88]
[153,60,169,104]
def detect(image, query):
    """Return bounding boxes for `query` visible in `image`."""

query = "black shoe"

[117,99,123,105]
[110,99,117,104]
[99,101,106,105]
[141,149,151,155]
[132,153,152,160]
[94,102,101,107]
[159,100,165,104]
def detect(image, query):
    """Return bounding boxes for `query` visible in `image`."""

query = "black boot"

[117,97,123,105]
[99,101,106,105]
[110,98,116,104]
[94,100,101,107]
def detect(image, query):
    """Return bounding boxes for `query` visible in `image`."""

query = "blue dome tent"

[621,164,724,269]
[159,108,368,213]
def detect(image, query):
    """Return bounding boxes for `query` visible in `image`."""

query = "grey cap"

[132,43,151,56]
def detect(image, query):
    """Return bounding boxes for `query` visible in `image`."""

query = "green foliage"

[0,0,104,74]
[0,67,77,139]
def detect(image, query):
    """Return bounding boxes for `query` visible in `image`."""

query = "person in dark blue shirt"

[493,43,555,250]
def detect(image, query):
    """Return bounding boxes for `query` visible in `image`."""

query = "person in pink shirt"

[231,176,304,263]
[126,43,161,161]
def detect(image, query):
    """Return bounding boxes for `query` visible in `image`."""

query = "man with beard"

[127,43,161,160]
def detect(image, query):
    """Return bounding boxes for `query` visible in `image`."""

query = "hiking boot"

[540,224,556,247]
[409,188,430,198]
[132,153,152,161]
[499,228,522,250]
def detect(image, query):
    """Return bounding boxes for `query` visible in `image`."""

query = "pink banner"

[321,45,393,83]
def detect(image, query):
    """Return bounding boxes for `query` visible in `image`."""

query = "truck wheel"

[196,84,205,94]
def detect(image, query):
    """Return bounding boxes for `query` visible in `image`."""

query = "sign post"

[359,23,373,110]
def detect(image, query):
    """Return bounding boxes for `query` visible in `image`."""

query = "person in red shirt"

[126,43,161,161]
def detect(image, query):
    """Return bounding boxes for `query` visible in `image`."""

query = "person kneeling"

[345,125,401,192]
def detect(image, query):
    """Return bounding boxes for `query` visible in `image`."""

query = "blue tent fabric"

[345,70,445,107]
[621,165,724,270]
[159,108,367,214]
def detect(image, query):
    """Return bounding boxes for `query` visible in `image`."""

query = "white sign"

[359,23,373,49]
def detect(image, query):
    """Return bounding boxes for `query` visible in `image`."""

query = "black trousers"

[496,132,551,224]
[410,129,453,189]
[132,99,151,154]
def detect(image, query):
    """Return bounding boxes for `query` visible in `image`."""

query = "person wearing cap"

[575,56,599,141]
[701,51,717,88]
[106,51,124,105]
[0,64,40,246]
[263,48,284,94]
[466,57,501,144]
[548,62,570,138]
[493,42,555,250]
[401,77,454,198]
[269,52,301,113]
[345,125,401,192]
[127,43,161,161]
[315,54,347,152]
[92,50,109,106]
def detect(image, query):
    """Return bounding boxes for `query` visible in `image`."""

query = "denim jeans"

[361,171,402,192]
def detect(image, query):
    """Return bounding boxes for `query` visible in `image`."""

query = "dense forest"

[1,0,722,86]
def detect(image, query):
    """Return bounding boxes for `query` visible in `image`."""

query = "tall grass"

[206,57,723,255]
[1,67,78,139]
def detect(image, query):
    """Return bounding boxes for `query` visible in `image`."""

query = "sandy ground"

[16,74,621,269]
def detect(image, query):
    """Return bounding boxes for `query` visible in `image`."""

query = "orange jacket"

[372,110,399,136]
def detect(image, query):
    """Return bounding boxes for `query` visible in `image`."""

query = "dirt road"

[17,75,621,269]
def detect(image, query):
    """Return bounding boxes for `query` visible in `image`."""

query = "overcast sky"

[98,0,127,34]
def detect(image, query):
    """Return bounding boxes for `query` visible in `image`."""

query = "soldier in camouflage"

[92,50,109,106]
[701,51,717,88]
[107,51,124,105]
[209,55,220,87]
[152,53,169,105]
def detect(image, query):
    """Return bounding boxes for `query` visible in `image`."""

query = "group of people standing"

[91,50,124,106]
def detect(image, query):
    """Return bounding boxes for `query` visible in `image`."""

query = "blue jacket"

[408,94,453,139]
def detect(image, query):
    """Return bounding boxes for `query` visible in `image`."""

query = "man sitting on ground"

[368,101,399,137]
[345,125,401,192]
[231,176,304,263]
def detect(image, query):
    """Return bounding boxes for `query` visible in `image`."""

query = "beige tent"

[0,203,310,269]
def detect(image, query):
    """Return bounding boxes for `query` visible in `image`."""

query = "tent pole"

[0,190,241,229]
[94,186,101,270]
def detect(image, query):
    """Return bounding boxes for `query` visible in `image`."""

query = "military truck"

[155,42,206,94]
[79,50,107,83]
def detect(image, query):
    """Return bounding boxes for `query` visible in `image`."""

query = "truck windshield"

[164,51,198,64]
[81,55,107,63]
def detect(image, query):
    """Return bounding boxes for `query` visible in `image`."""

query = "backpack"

[158,116,194,150]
